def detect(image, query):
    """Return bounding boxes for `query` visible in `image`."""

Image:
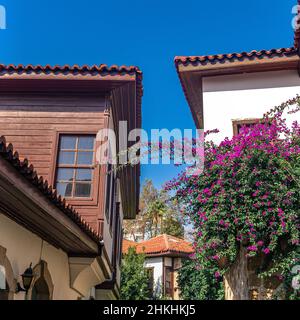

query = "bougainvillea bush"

[166,97,300,299]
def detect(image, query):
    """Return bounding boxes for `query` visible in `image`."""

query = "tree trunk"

[224,246,285,300]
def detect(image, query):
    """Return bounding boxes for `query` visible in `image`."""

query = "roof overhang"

[0,155,100,256]
[175,49,300,129]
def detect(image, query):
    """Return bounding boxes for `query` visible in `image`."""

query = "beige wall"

[0,213,84,300]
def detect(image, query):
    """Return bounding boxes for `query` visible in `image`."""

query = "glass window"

[55,135,95,198]
[78,136,94,150]
[77,152,94,165]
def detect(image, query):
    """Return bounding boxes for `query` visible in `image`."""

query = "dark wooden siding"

[0,94,107,233]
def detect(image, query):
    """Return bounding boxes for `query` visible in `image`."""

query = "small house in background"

[123,234,194,300]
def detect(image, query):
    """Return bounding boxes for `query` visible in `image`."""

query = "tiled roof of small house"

[0,135,101,244]
[123,234,194,257]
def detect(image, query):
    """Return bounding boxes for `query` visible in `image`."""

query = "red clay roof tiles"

[123,234,194,256]
[0,63,142,76]
[174,47,298,68]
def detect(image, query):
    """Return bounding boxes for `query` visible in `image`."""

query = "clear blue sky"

[0,0,297,188]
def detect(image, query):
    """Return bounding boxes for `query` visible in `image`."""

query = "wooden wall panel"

[0,94,107,234]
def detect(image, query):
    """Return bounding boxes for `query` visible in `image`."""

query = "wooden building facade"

[0,63,142,300]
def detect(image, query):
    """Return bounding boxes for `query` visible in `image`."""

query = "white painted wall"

[144,257,163,297]
[0,213,80,300]
[202,70,300,144]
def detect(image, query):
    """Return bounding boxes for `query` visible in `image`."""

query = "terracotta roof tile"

[174,47,298,67]
[123,234,194,256]
[0,63,142,76]
[0,136,102,244]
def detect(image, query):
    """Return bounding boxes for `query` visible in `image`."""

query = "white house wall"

[202,70,300,144]
[144,257,163,297]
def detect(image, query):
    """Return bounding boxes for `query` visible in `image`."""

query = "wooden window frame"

[118,227,124,267]
[112,202,121,269]
[164,265,174,298]
[50,130,100,206]
[146,267,154,294]
[109,175,116,233]
[105,163,112,221]
[232,118,263,136]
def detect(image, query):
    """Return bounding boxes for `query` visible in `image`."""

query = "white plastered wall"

[144,257,163,297]
[202,70,300,144]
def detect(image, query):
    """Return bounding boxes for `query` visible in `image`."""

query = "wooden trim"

[180,73,204,129]
[232,118,263,136]
[0,73,136,82]
[50,130,100,206]
[111,202,120,269]
[162,257,165,297]
[177,57,300,131]
[98,108,111,225]
[145,267,155,294]
[0,157,100,255]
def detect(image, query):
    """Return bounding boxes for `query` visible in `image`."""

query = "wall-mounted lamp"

[16,263,34,296]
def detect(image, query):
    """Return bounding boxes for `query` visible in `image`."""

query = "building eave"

[175,48,300,129]
[0,136,102,255]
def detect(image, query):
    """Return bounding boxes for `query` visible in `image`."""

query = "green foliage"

[120,247,151,300]
[124,179,185,240]
[166,98,300,299]
[178,258,224,300]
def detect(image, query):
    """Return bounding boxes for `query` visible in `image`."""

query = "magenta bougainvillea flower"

[164,96,300,291]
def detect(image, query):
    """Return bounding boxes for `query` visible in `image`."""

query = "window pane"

[77,152,93,165]
[56,182,73,197]
[76,169,92,181]
[57,168,74,182]
[58,151,75,165]
[74,183,91,197]
[60,136,77,150]
[78,136,95,150]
